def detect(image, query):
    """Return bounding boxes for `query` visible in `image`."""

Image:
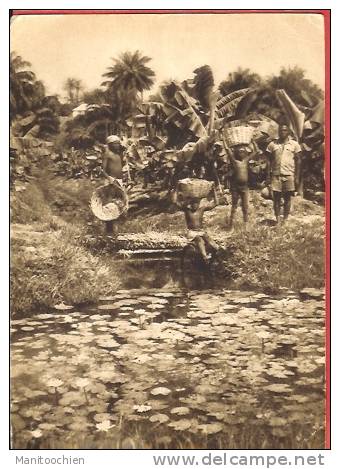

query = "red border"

[323,9,331,451]
[10,8,331,450]
[12,9,329,15]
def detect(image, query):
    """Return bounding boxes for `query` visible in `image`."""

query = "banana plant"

[275,88,325,195]
[137,66,258,168]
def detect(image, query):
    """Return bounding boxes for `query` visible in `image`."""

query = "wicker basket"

[224,126,254,147]
[177,178,213,199]
[90,183,128,221]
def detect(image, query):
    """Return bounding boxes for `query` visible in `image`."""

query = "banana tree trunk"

[207,92,217,136]
[207,105,215,136]
[297,158,304,196]
[297,175,304,196]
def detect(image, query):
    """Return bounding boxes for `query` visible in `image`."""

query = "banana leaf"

[24,125,40,138]
[275,89,305,139]
[300,90,317,108]
[309,101,324,126]
[216,88,251,110]
[160,82,208,139]
[17,113,36,127]
[235,89,258,118]
[192,65,215,111]
[216,96,245,119]
[215,88,254,119]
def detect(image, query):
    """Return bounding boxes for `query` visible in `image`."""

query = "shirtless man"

[222,138,259,229]
[172,187,220,263]
[102,135,124,183]
[102,135,126,234]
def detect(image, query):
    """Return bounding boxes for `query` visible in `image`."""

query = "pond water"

[11,260,325,449]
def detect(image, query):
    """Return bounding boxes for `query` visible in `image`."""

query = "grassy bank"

[221,217,324,291]
[11,181,121,316]
[115,191,325,292]
[10,177,325,315]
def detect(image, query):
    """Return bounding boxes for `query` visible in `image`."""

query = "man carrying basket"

[222,126,260,230]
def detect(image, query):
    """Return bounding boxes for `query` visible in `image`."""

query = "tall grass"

[11,226,121,316]
[13,418,324,450]
[221,219,325,292]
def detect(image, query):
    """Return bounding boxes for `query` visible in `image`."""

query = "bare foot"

[226,221,234,232]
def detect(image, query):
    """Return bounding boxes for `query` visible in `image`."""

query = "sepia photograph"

[10,10,329,450]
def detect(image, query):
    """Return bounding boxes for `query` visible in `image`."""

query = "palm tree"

[269,66,323,106]
[10,52,37,117]
[63,78,84,106]
[101,50,155,103]
[219,67,261,96]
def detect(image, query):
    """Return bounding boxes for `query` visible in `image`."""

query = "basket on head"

[223,126,254,147]
[90,183,128,221]
[177,178,214,199]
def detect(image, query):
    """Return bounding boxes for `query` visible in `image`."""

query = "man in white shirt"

[266,125,301,224]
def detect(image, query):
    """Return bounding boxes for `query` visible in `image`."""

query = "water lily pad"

[170,407,190,416]
[97,304,118,310]
[54,303,74,311]
[38,423,57,431]
[62,316,75,323]
[59,391,87,407]
[187,311,208,319]
[11,414,26,431]
[150,387,171,396]
[268,417,288,427]
[147,304,166,310]
[300,288,324,299]
[266,384,292,393]
[198,423,224,434]
[69,420,91,431]
[133,404,152,413]
[73,378,90,388]
[168,419,192,431]
[149,413,169,423]
[256,331,271,340]
[93,413,112,423]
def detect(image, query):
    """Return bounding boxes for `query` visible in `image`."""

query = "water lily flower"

[46,379,64,388]
[31,429,43,438]
[95,420,115,432]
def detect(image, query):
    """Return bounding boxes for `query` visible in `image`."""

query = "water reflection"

[120,258,225,291]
